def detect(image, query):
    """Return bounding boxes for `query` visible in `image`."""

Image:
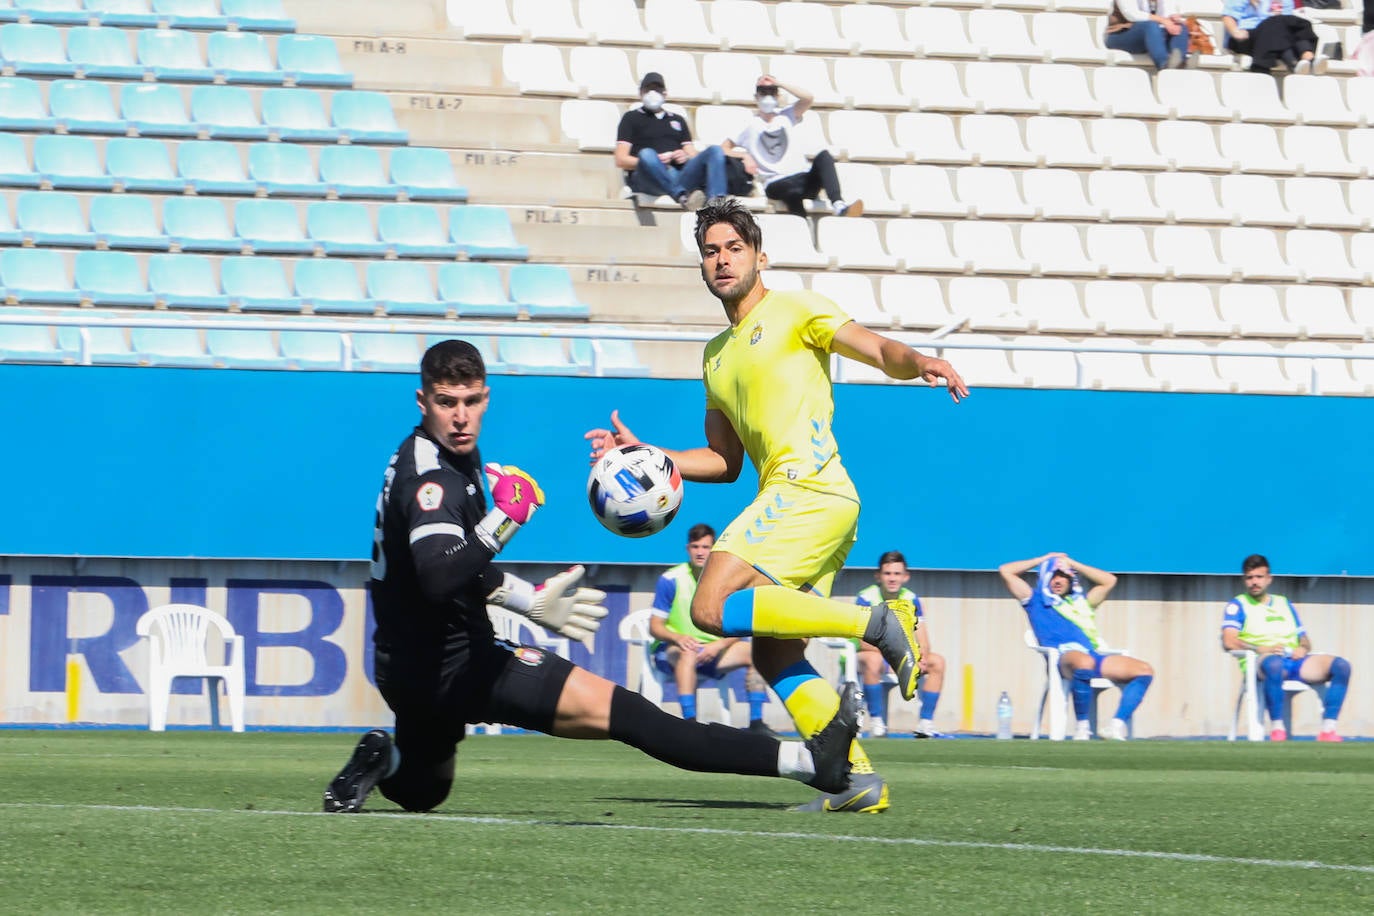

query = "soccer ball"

[586,444,683,538]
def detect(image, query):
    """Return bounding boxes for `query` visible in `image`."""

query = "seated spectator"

[998,553,1154,741]
[1222,553,1351,742]
[1105,0,1192,71]
[614,72,727,210]
[724,76,863,219]
[854,551,947,738]
[1222,0,1325,74]
[648,523,776,735]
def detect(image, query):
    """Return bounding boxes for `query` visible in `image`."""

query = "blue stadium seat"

[426,333,505,374]
[18,0,89,24]
[280,330,344,369]
[0,314,72,365]
[151,0,227,29]
[235,198,311,253]
[138,29,213,82]
[0,132,40,187]
[437,263,518,319]
[33,134,115,190]
[307,201,387,256]
[121,82,198,136]
[0,77,57,130]
[332,91,407,144]
[148,253,229,309]
[17,191,97,246]
[208,31,283,84]
[366,261,444,316]
[0,0,14,21]
[1,248,81,303]
[318,146,397,198]
[86,0,161,28]
[247,142,324,196]
[49,79,126,134]
[90,194,169,249]
[0,195,22,243]
[498,336,579,375]
[163,196,240,251]
[261,88,338,141]
[177,140,256,194]
[131,324,214,367]
[106,137,185,192]
[377,203,458,258]
[353,332,421,372]
[292,259,372,314]
[221,0,295,32]
[570,335,646,377]
[389,148,467,201]
[220,255,299,311]
[509,264,589,318]
[276,34,350,87]
[449,205,529,260]
[207,328,281,368]
[191,85,269,140]
[75,250,157,306]
[0,23,77,76]
[57,323,139,365]
[67,26,144,79]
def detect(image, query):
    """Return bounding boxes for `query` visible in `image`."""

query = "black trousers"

[1365,0,1372,34]
[764,149,843,217]
[1231,14,1318,72]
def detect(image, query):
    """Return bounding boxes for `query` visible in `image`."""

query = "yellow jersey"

[702,289,859,501]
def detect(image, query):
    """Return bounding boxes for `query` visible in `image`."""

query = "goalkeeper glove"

[475,463,544,553]
[487,566,608,644]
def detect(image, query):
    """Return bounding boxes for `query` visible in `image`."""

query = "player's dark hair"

[421,339,486,388]
[878,550,907,569]
[694,197,763,255]
[1242,553,1270,574]
[687,523,716,542]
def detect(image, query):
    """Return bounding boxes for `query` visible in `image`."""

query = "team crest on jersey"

[749,322,763,346]
[514,647,544,666]
[670,119,683,132]
[416,482,444,511]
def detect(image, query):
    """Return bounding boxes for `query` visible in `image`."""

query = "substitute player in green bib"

[854,551,947,738]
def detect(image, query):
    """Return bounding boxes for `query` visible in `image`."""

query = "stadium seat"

[509,263,588,318]
[1082,280,1163,336]
[1219,122,1299,175]
[377,203,459,258]
[953,222,1033,275]
[388,147,467,201]
[764,55,842,107]
[701,52,763,106]
[275,34,350,87]
[177,140,255,194]
[1155,120,1232,173]
[425,334,503,375]
[207,31,282,84]
[955,167,1035,219]
[572,47,637,100]
[511,0,589,43]
[889,164,970,218]
[774,1,852,54]
[1285,286,1362,340]
[809,273,889,327]
[18,0,89,24]
[163,196,240,251]
[153,0,227,29]
[1028,64,1105,117]
[936,332,1027,386]
[643,0,721,49]
[366,261,444,316]
[963,62,1041,116]
[576,0,655,46]
[570,335,648,377]
[17,191,95,246]
[1282,125,1360,178]
[1154,225,1232,281]
[950,277,1032,333]
[317,146,398,199]
[134,323,215,366]
[449,205,529,260]
[1153,172,1229,224]
[280,330,345,369]
[0,247,81,303]
[1022,168,1101,221]
[293,258,373,314]
[501,43,579,96]
[87,0,161,28]
[220,0,295,32]
[90,194,169,249]
[1008,334,1080,388]
[1348,128,1374,176]
[220,255,298,311]
[32,134,112,190]
[832,163,900,216]
[1280,340,1366,396]
[260,87,337,141]
[635,48,711,103]
[236,198,312,254]
[877,274,953,329]
[0,23,76,76]
[436,262,519,319]
[825,110,907,162]
[0,133,39,187]
[0,197,14,243]
[67,26,143,79]
[1348,235,1374,281]
[106,137,184,192]
[207,328,282,369]
[1088,119,1167,170]
[1085,225,1165,278]
[448,0,522,39]
[1220,72,1294,124]
[1020,223,1101,278]
[49,79,126,134]
[248,142,325,196]
[707,1,785,52]
[331,90,407,144]
[1283,73,1358,128]
[558,98,620,151]
[75,249,157,306]
[1220,175,1298,228]
[899,61,977,113]
[959,114,1038,167]
[300,199,411,263]
[1090,68,1168,118]
[498,335,579,375]
[750,214,828,268]
[1284,176,1363,230]
[1149,338,1233,393]
[833,58,908,111]
[148,253,229,309]
[1077,346,1164,392]
[192,85,270,140]
[1217,284,1300,338]
[817,217,900,271]
[1285,229,1365,283]
[0,76,57,130]
[1157,70,1232,121]
[1215,339,1304,394]
[352,332,422,373]
[1348,180,1374,227]
[1151,283,1234,337]
[138,28,213,81]
[894,112,973,165]
[121,82,198,136]
[839,4,912,57]
[57,323,139,366]
[885,218,969,273]
[0,314,71,364]
[1025,116,1104,169]
[1032,12,1110,63]
[967,9,1043,61]
[1087,170,1166,223]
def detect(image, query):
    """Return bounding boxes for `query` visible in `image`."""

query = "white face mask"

[756,95,778,114]
[641,90,664,111]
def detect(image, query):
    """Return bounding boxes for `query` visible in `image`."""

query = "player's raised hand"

[919,357,970,404]
[527,566,609,644]
[583,410,641,463]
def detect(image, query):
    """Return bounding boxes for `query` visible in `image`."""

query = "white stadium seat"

[1148,338,1233,392]
[1078,346,1164,391]
[702,52,765,106]
[899,61,978,114]
[501,44,578,96]
[1285,229,1366,283]
[1089,118,1167,170]
[569,47,634,99]
[1031,12,1111,63]
[1350,341,1374,391]
[955,167,1036,219]
[1348,235,1374,282]
[1215,339,1305,394]
[834,163,902,216]
[1083,280,1166,336]
[1345,129,1374,177]
[452,1,524,39]
[1155,120,1233,172]
[1151,283,1235,337]
[756,214,830,268]
[1219,122,1299,175]
[577,0,656,46]
[1283,74,1359,128]
[953,222,1034,275]
[960,114,1039,166]
[817,216,900,271]
[774,2,855,55]
[1285,286,1362,340]
[964,62,1043,115]
[1349,290,1374,337]
[707,1,786,52]
[512,0,589,42]
[1025,116,1105,168]
[890,164,972,218]
[1220,174,1298,228]
[967,9,1045,61]
[1028,64,1105,116]
[1091,69,1168,119]
[833,58,910,111]
[1281,341,1367,396]
[1283,177,1363,230]
[827,110,908,162]
[880,274,956,329]
[949,278,1034,333]
[1022,168,1103,220]
[1087,170,1167,222]
[1085,225,1166,277]
[809,273,890,326]
[1345,78,1374,128]
[1020,223,1102,278]
[1010,335,1081,387]
[1350,180,1374,229]
[644,0,721,49]
[895,113,974,165]
[886,218,970,273]
[692,104,752,147]
[839,4,914,57]
[1219,72,1295,124]
[904,8,982,60]
[939,333,1029,387]
[1217,284,1301,338]
[1017,278,1102,333]
[765,55,843,107]
[1154,225,1232,281]
[761,269,804,292]
[1156,70,1233,121]
[559,99,620,151]
[1283,126,1361,178]
[637,49,712,103]
[1152,172,1229,224]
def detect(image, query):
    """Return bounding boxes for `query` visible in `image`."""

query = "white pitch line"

[4,802,1372,875]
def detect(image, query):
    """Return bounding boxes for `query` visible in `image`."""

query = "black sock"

[608,686,780,778]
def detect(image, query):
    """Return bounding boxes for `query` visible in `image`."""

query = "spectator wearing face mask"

[614,72,727,210]
[723,76,863,219]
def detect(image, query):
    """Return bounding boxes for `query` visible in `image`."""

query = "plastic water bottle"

[996,691,1013,740]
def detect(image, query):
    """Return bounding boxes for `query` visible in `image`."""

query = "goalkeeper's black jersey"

[368,426,502,656]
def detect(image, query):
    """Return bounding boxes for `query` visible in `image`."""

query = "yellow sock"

[780,677,872,774]
[749,584,870,639]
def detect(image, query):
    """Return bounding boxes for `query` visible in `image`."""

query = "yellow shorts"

[713,483,859,598]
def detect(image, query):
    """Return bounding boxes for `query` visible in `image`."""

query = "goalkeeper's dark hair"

[693,196,762,255]
[878,550,907,569]
[687,523,716,543]
[421,339,486,388]
[1242,553,1270,574]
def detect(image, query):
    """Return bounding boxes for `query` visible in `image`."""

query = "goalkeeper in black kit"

[324,339,859,813]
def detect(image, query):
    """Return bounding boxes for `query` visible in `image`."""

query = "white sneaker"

[869,717,887,738]
[1107,718,1129,741]
[1073,721,1093,741]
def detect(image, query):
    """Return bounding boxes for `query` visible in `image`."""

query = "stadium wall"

[1,557,1369,738]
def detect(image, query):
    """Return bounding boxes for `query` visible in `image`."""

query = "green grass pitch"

[1,732,1370,914]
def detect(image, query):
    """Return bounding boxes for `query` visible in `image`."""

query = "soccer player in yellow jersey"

[586,198,968,812]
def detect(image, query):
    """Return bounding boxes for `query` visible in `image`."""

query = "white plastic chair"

[899,61,978,114]
[618,608,737,725]
[1009,334,1080,387]
[895,113,974,165]
[1147,338,1234,392]
[1025,630,1124,741]
[839,4,914,57]
[643,0,721,49]
[880,274,956,329]
[1218,226,1300,282]
[1157,69,1233,121]
[1215,339,1305,394]
[1083,280,1166,336]
[707,0,786,52]
[1219,122,1299,175]
[1221,174,1299,228]
[833,58,909,111]
[1155,120,1233,173]
[1018,278,1102,333]
[1153,172,1229,225]
[955,166,1035,219]
[1020,223,1102,278]
[1091,68,1169,119]
[891,165,969,217]
[1085,225,1166,278]
[1153,225,1232,281]
[953,222,1034,275]
[501,44,579,96]
[512,0,590,42]
[960,114,1039,167]
[950,277,1034,333]
[559,99,620,151]
[1026,116,1105,169]
[1285,286,1362,340]
[1285,229,1366,284]
[774,2,854,54]
[817,217,900,271]
[568,46,634,99]
[135,603,245,732]
[1226,648,1324,741]
[1283,125,1361,178]
[1219,72,1295,124]
[1022,168,1102,221]
[577,0,655,46]
[1032,12,1110,63]
[827,110,908,162]
[886,219,971,273]
[1285,74,1359,128]
[1281,341,1366,396]
[811,272,890,324]
[1151,282,1235,337]
[1284,176,1364,230]
[1088,118,1167,170]
[967,9,1044,61]
[904,8,981,60]
[1028,64,1105,116]
[1078,346,1165,391]
[1087,171,1168,223]
[1217,284,1300,338]
[964,62,1043,115]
